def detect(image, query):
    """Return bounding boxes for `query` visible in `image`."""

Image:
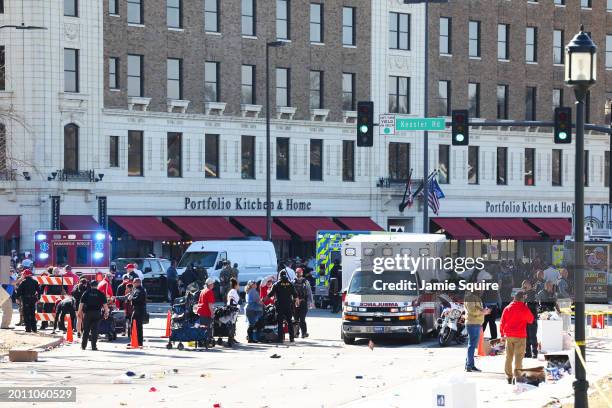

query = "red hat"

[296,267,304,273]
[126,263,135,269]
[22,269,32,276]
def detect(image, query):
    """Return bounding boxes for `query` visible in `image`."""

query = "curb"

[1,334,65,359]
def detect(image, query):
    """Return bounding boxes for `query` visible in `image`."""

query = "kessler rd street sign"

[395,117,446,131]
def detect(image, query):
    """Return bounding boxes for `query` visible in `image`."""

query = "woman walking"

[245,280,264,343]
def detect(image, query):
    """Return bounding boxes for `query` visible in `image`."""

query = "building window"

[64,0,77,17]
[584,150,589,186]
[389,143,410,182]
[497,84,508,119]
[310,139,323,181]
[553,30,564,64]
[0,0,3,13]
[109,136,119,168]
[439,17,451,54]
[343,140,355,182]
[468,146,479,184]
[276,0,289,40]
[438,80,450,116]
[309,70,323,109]
[388,76,410,114]
[64,48,79,93]
[276,137,290,180]
[127,0,142,24]
[127,54,143,97]
[167,132,182,177]
[242,0,256,36]
[342,7,355,46]
[342,73,355,111]
[606,35,612,69]
[526,27,537,62]
[469,20,480,57]
[64,124,79,172]
[167,0,182,28]
[581,0,591,8]
[205,134,219,178]
[438,144,450,184]
[608,0,612,11]
[241,135,255,179]
[524,148,535,186]
[204,0,219,33]
[554,0,565,5]
[553,88,563,110]
[128,130,143,177]
[0,46,5,91]
[109,0,118,15]
[497,147,507,185]
[525,86,536,120]
[276,67,290,107]
[497,24,509,60]
[605,151,610,188]
[389,12,410,50]
[167,58,182,100]
[241,65,255,105]
[310,3,323,43]
[204,61,219,102]
[468,82,480,118]
[552,149,562,186]
[109,57,119,89]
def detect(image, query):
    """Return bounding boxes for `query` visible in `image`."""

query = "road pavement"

[1,303,610,407]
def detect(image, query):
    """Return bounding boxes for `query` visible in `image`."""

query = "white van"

[177,240,277,287]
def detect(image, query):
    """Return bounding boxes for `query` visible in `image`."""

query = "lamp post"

[265,41,286,242]
[564,25,596,408]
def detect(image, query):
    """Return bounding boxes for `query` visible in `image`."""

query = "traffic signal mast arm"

[444,120,611,134]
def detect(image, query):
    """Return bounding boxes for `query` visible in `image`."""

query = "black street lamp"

[265,41,286,242]
[564,25,596,408]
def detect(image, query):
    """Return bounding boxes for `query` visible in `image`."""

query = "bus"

[34,230,111,278]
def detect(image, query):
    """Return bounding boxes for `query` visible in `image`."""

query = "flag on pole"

[398,169,413,212]
[428,178,445,215]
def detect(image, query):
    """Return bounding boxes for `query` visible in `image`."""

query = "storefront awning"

[0,215,19,239]
[431,218,485,240]
[111,216,181,241]
[527,218,572,240]
[275,217,341,241]
[470,218,541,240]
[334,217,384,231]
[231,217,291,240]
[60,215,100,230]
[167,217,244,240]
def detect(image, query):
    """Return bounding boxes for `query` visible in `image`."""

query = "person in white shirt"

[227,278,240,306]
[283,261,296,281]
[134,266,144,281]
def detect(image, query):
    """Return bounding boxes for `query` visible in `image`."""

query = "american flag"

[428,178,445,215]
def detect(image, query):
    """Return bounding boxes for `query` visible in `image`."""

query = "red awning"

[111,216,181,241]
[231,217,291,240]
[0,216,19,239]
[167,217,244,240]
[276,217,341,241]
[334,217,384,231]
[60,215,100,230]
[432,218,485,240]
[470,218,541,240]
[527,218,572,240]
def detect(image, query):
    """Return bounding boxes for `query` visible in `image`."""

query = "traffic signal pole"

[422,1,430,234]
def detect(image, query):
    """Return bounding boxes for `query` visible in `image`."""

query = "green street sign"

[395,117,446,131]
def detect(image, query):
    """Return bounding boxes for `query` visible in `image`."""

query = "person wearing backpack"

[292,268,313,338]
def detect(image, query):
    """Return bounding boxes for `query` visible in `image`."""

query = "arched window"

[0,124,6,171]
[64,124,79,172]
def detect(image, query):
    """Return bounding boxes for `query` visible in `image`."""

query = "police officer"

[15,269,40,333]
[293,268,314,338]
[78,282,109,351]
[219,261,232,301]
[128,278,147,348]
[329,263,342,313]
[52,296,76,334]
[264,270,297,343]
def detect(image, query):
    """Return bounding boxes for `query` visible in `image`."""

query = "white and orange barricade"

[33,276,74,322]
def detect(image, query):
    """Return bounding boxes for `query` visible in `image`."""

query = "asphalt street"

[1,303,610,408]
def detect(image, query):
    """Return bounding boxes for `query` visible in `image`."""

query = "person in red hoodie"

[500,290,535,384]
[97,273,114,303]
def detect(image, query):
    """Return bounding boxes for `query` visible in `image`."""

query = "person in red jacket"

[97,273,114,303]
[500,291,535,384]
[260,276,275,306]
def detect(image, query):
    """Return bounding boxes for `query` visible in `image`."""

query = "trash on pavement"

[168,385,178,388]
[515,366,545,386]
[125,371,136,377]
[270,354,281,359]
[149,387,158,392]
[355,375,363,379]
[112,374,133,384]
[512,383,538,393]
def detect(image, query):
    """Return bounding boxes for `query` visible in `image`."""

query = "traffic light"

[554,107,572,144]
[357,101,374,147]
[451,109,469,146]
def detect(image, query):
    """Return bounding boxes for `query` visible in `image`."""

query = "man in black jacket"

[78,284,109,350]
[264,270,297,343]
[15,270,40,333]
[52,296,76,333]
[128,278,147,347]
[521,280,539,358]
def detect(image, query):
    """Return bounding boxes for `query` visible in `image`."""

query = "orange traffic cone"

[477,328,486,357]
[127,322,140,349]
[65,317,74,343]
[162,310,171,338]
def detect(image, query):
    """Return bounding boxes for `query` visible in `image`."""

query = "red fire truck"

[33,230,111,278]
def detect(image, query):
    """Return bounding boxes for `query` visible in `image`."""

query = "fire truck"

[33,230,111,278]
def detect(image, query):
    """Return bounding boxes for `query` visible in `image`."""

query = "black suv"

[112,258,172,302]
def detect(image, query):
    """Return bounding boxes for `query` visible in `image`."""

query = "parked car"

[112,257,172,302]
